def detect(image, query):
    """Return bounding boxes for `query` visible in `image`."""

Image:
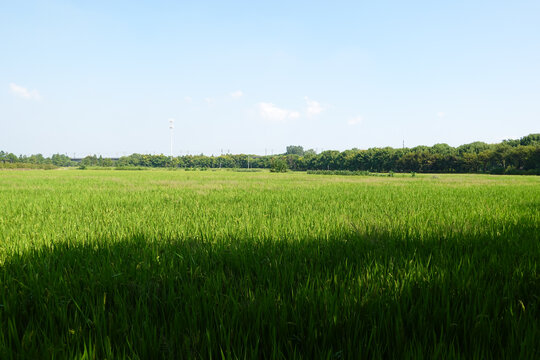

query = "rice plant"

[0,170,539,358]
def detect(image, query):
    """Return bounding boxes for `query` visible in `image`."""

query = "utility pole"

[168,118,175,158]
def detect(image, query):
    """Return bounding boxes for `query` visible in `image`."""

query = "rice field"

[0,169,539,359]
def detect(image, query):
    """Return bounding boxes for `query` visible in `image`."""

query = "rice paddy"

[0,169,539,358]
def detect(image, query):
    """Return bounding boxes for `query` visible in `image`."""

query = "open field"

[0,170,539,358]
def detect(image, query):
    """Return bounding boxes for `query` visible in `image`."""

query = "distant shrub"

[504,167,540,176]
[490,168,505,175]
[183,167,213,171]
[307,170,370,176]
[270,158,288,173]
[234,169,263,173]
[0,162,57,170]
[114,166,146,171]
[306,170,402,177]
[504,167,520,175]
[489,167,539,176]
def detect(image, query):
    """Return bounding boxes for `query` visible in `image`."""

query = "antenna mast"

[168,118,175,158]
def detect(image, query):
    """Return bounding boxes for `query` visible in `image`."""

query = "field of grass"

[0,170,539,358]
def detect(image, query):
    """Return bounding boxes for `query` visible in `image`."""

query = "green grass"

[0,170,539,359]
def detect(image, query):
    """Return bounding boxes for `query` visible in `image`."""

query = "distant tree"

[478,150,495,172]
[51,154,72,167]
[461,153,480,172]
[430,143,455,156]
[100,157,114,167]
[525,147,540,170]
[149,154,170,167]
[285,154,300,170]
[270,157,288,172]
[1,133,539,174]
[285,145,304,156]
[317,150,340,170]
[520,134,540,146]
[341,149,358,171]
[27,154,47,164]
[502,139,520,147]
[457,142,492,155]
[6,153,18,163]
[81,155,98,167]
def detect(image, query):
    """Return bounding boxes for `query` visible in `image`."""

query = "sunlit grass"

[0,170,539,358]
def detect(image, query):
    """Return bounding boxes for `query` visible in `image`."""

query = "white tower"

[168,118,175,158]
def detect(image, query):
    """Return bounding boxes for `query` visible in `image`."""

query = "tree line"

[1,134,539,174]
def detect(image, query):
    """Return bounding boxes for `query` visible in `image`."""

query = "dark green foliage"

[1,134,540,174]
[51,154,73,167]
[286,145,305,156]
[233,168,263,172]
[0,162,57,170]
[520,133,540,146]
[114,166,146,171]
[307,170,371,176]
[270,157,288,172]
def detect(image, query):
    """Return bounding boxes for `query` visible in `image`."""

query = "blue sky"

[1,0,539,156]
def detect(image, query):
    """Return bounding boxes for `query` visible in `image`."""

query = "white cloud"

[258,102,300,122]
[184,96,193,103]
[347,116,363,126]
[230,90,243,98]
[304,96,324,116]
[205,97,215,105]
[437,111,445,118]
[9,83,41,100]
[289,111,300,119]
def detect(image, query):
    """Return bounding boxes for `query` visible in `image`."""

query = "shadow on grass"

[1,224,540,359]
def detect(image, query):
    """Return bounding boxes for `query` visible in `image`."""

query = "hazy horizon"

[1,132,538,159]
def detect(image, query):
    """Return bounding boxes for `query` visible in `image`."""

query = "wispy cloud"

[230,90,243,98]
[205,97,215,105]
[184,96,193,103]
[436,111,445,118]
[347,116,363,126]
[304,96,324,117]
[258,102,300,122]
[9,83,41,100]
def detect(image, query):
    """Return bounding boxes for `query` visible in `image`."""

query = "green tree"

[285,145,304,156]
[51,154,72,166]
[520,134,540,146]
[270,157,288,172]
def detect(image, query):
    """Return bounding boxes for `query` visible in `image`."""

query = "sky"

[1,0,539,157]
